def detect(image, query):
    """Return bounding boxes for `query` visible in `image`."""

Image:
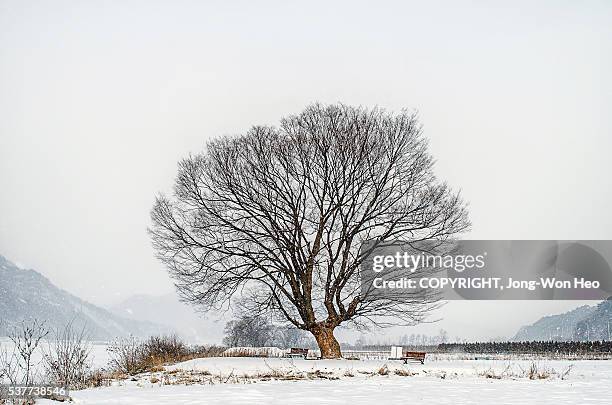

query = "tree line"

[438,341,612,354]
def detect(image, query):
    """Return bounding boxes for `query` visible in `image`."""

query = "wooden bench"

[401,351,426,364]
[286,347,309,359]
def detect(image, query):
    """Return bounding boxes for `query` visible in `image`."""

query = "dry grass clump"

[306,370,339,380]
[157,367,340,386]
[477,362,573,380]
[394,368,417,377]
[377,365,389,375]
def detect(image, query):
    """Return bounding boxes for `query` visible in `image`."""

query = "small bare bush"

[476,362,569,380]
[107,334,212,375]
[43,321,92,389]
[107,335,147,375]
[0,344,20,386]
[5,319,49,385]
[0,320,48,404]
[527,362,551,380]
[84,370,113,388]
[141,334,188,366]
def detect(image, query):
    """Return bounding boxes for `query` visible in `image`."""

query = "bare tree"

[222,315,275,348]
[223,312,310,349]
[438,329,449,344]
[7,319,49,385]
[275,326,310,349]
[150,103,469,358]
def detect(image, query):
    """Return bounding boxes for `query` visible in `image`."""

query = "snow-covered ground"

[39,356,611,404]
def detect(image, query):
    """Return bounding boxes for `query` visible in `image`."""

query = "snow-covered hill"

[513,299,612,342]
[513,304,596,341]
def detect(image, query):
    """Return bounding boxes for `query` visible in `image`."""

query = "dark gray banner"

[360,240,612,300]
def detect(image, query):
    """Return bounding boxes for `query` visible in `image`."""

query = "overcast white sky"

[1,0,611,341]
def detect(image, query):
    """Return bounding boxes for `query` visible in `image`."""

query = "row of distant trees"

[223,314,311,348]
[221,312,459,350]
[439,341,612,354]
[354,329,452,348]
[221,314,612,352]
[221,315,467,350]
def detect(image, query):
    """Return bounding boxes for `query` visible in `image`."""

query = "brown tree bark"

[311,325,342,359]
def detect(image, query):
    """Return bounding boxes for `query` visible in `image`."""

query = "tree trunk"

[311,325,342,359]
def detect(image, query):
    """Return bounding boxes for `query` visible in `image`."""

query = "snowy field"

[2,339,610,404]
[38,356,611,405]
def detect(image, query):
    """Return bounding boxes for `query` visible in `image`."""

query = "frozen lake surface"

[0,338,112,371]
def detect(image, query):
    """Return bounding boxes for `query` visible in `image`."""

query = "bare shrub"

[475,362,567,380]
[0,344,20,385]
[107,335,147,375]
[148,365,165,373]
[106,334,216,375]
[43,321,92,389]
[527,362,551,380]
[0,320,48,404]
[7,319,49,385]
[84,369,113,388]
[141,334,188,366]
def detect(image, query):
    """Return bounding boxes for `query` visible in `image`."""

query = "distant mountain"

[110,293,225,344]
[513,305,595,341]
[0,255,171,340]
[573,299,612,341]
[513,300,612,341]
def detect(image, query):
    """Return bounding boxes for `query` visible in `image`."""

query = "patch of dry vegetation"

[107,335,225,375]
[477,362,574,380]
[394,368,417,377]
